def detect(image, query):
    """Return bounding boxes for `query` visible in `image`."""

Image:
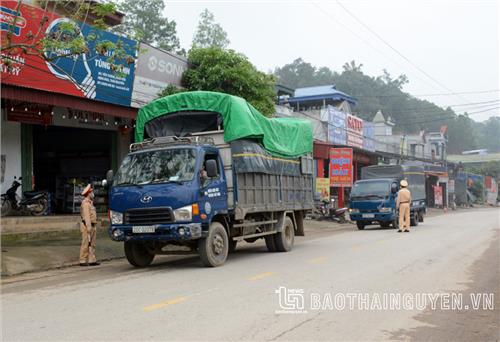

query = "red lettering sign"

[330,148,353,187]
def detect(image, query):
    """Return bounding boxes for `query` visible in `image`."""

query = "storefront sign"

[329,148,353,187]
[346,114,364,148]
[448,179,455,194]
[0,1,137,107]
[434,185,443,206]
[131,43,188,108]
[316,178,330,202]
[326,106,346,145]
[6,104,53,125]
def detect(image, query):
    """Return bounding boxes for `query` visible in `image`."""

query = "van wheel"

[124,241,155,267]
[274,216,295,252]
[357,222,365,230]
[418,212,424,222]
[392,218,399,229]
[265,235,276,252]
[198,222,228,267]
[380,222,391,229]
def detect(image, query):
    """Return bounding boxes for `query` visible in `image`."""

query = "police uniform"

[396,180,411,232]
[80,184,98,265]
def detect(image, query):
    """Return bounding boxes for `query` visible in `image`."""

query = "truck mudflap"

[109,223,202,242]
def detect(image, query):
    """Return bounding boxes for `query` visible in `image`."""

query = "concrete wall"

[1,110,22,196]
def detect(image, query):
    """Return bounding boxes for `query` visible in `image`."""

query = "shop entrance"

[33,125,114,213]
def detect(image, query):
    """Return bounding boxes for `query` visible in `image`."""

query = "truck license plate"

[362,214,375,218]
[132,226,156,233]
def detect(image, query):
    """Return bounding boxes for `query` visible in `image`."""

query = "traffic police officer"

[396,179,411,233]
[80,184,99,266]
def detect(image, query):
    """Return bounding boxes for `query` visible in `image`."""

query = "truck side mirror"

[106,169,114,186]
[391,183,398,194]
[205,159,218,178]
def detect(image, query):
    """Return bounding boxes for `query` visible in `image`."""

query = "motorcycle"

[330,206,348,223]
[1,177,49,216]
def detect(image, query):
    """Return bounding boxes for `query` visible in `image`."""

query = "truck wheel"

[380,222,391,229]
[392,218,399,229]
[198,222,228,267]
[410,213,419,227]
[274,216,294,252]
[124,241,155,267]
[228,239,237,253]
[265,235,277,252]
[356,222,365,230]
[418,212,424,222]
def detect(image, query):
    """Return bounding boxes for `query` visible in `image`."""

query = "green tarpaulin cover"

[135,91,312,158]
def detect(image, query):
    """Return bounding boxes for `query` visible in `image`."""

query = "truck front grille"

[125,207,173,225]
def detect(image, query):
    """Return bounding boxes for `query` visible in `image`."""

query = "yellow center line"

[143,296,189,312]
[248,272,274,281]
[308,256,327,264]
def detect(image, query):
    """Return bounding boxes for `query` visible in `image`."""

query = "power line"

[334,0,470,103]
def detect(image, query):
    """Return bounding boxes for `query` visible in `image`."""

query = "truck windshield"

[115,148,197,186]
[351,180,391,199]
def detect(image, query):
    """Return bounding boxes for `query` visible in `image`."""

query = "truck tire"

[274,216,294,252]
[265,235,277,252]
[356,222,365,230]
[198,222,228,267]
[124,241,155,267]
[228,239,237,253]
[410,213,419,227]
[392,218,399,229]
[418,212,424,222]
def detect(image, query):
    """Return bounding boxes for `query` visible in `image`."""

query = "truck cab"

[108,136,229,266]
[349,164,426,230]
[349,178,399,230]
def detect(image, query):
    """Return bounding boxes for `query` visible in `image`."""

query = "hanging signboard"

[329,148,353,187]
[346,114,364,148]
[434,185,443,206]
[0,1,137,107]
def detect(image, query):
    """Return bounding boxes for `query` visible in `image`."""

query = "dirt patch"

[388,229,500,341]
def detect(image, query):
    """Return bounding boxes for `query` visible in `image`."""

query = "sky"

[163,0,499,122]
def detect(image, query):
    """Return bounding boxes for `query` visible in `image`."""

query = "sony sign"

[131,43,188,108]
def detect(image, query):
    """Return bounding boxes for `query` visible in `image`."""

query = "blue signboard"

[363,121,375,152]
[44,18,137,107]
[327,106,347,145]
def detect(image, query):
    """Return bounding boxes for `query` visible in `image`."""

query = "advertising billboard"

[327,106,347,145]
[0,1,137,107]
[346,114,364,148]
[329,148,353,187]
[363,121,375,152]
[131,43,188,108]
[316,178,330,202]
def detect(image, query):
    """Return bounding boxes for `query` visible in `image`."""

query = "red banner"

[330,148,353,187]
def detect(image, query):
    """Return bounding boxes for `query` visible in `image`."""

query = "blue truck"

[348,164,426,230]
[106,91,314,267]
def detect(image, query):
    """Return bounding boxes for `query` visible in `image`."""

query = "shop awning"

[1,85,137,119]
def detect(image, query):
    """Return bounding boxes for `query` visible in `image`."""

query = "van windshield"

[351,180,391,199]
[115,148,197,186]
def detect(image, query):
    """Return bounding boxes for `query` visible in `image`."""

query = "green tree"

[447,114,478,153]
[114,0,183,54]
[477,117,500,152]
[170,47,276,116]
[274,58,335,89]
[1,0,135,80]
[192,9,230,49]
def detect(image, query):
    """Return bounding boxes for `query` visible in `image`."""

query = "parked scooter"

[1,176,49,216]
[329,198,348,223]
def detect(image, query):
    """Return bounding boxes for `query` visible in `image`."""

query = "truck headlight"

[349,208,359,213]
[174,205,193,222]
[379,207,392,213]
[110,210,123,225]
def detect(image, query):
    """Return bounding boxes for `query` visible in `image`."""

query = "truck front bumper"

[109,223,202,242]
[349,212,394,222]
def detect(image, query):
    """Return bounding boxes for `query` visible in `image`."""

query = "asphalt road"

[2,208,499,341]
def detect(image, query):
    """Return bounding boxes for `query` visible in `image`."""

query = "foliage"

[470,180,484,200]
[274,58,498,153]
[179,47,276,116]
[467,161,500,179]
[1,0,135,79]
[157,84,187,98]
[113,0,184,55]
[192,9,230,49]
